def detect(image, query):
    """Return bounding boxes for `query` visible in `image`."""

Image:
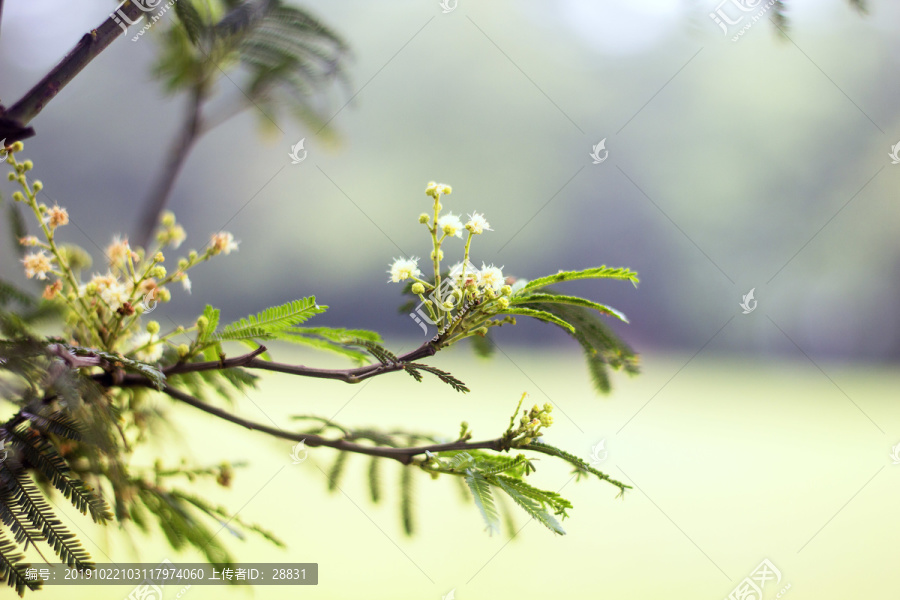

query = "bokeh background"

[1,0,900,598]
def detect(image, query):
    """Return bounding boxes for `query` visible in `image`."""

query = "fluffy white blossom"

[478,263,504,293]
[131,331,163,363]
[465,212,491,235]
[22,251,53,280]
[437,213,464,238]
[388,257,422,283]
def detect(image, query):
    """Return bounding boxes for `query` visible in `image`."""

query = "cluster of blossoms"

[4,143,239,364]
[388,181,513,334]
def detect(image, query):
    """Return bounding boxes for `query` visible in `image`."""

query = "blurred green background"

[2,0,900,598]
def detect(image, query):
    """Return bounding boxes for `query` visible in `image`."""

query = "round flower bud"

[497,297,510,309]
[440,184,452,195]
[411,282,425,295]
[501,285,512,296]
[150,266,166,279]
[154,252,165,263]
[146,321,160,335]
[11,142,24,153]
[12,191,24,202]
[32,180,43,192]
[161,211,176,227]
[430,249,443,261]
[418,213,430,224]
[157,288,171,302]
[7,172,15,181]
[196,316,208,330]
[22,160,33,171]
[177,344,190,357]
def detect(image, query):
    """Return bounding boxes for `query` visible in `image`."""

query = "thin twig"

[136,381,502,465]
[94,341,439,387]
[134,84,207,249]
[6,2,145,126]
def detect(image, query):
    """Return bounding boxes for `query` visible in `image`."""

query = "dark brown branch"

[94,341,439,387]
[6,2,144,126]
[134,84,207,249]
[139,381,502,465]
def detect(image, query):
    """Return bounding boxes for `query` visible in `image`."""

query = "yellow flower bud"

[11,141,24,153]
[157,288,171,302]
[161,211,176,227]
[32,180,43,192]
[154,252,165,263]
[411,282,425,295]
[146,321,160,335]
[501,285,512,296]
[418,213,430,224]
[196,316,209,329]
[497,297,509,310]
[177,344,190,357]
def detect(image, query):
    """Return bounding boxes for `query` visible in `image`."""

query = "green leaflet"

[521,266,639,291]
[198,305,220,343]
[213,297,326,342]
[494,476,566,535]
[510,292,629,323]
[400,465,415,536]
[174,0,204,45]
[497,308,576,334]
[464,471,500,535]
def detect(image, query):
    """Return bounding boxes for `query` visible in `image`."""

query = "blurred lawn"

[32,344,900,599]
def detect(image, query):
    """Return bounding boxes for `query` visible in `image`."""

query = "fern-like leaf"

[404,364,469,393]
[521,266,639,292]
[497,307,576,334]
[493,476,566,535]
[464,471,500,535]
[214,297,326,342]
[0,529,40,596]
[510,292,628,323]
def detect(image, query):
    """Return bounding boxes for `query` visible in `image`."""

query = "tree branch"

[134,84,207,249]
[5,1,144,127]
[130,381,502,465]
[93,341,439,387]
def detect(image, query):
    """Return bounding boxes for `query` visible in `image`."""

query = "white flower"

[22,251,53,280]
[210,232,239,255]
[106,235,133,266]
[180,273,192,294]
[131,331,163,363]
[437,213,464,238]
[93,274,129,311]
[43,206,69,229]
[478,263,504,292]
[465,212,491,235]
[448,261,478,286]
[388,257,422,283]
